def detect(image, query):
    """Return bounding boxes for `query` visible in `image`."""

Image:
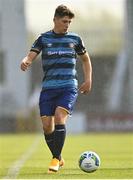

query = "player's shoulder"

[34,31,52,41]
[67,32,81,40]
[68,32,80,37]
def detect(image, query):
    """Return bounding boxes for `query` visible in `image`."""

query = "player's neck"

[52,28,67,35]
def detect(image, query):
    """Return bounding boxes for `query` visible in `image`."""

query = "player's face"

[53,16,72,34]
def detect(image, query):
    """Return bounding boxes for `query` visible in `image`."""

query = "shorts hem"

[40,114,54,118]
[57,106,70,114]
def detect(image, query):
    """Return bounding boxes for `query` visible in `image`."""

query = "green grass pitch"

[0,133,133,179]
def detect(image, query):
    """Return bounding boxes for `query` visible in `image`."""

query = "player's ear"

[53,17,56,22]
[53,17,59,22]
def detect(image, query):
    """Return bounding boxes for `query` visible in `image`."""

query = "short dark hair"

[54,5,75,18]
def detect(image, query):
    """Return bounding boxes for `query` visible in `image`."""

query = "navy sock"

[53,124,66,160]
[44,132,54,156]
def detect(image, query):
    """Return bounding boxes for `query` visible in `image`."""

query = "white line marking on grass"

[3,136,40,179]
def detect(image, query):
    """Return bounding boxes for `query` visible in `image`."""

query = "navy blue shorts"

[39,87,78,116]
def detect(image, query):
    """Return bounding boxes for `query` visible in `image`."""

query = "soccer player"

[20,5,92,173]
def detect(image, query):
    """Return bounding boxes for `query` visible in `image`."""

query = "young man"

[20,5,92,173]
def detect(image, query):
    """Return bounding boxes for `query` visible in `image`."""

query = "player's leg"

[48,107,68,172]
[39,90,57,160]
[41,115,55,156]
[48,88,78,172]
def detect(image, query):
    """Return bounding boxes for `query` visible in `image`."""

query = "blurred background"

[0,0,133,133]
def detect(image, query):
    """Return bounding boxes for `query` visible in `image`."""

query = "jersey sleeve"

[30,35,43,54]
[75,37,86,55]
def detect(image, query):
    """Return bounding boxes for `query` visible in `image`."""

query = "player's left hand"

[79,80,92,94]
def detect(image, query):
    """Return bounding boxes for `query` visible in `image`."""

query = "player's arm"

[79,52,92,94]
[20,51,38,71]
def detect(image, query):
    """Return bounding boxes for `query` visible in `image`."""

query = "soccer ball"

[78,151,100,173]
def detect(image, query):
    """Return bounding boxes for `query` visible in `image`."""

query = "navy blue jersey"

[30,30,86,89]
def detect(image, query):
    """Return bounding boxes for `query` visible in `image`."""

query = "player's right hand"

[20,57,31,71]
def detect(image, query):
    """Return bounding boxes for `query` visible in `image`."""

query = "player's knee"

[55,108,68,124]
[41,116,54,134]
[55,113,62,120]
[43,124,54,134]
